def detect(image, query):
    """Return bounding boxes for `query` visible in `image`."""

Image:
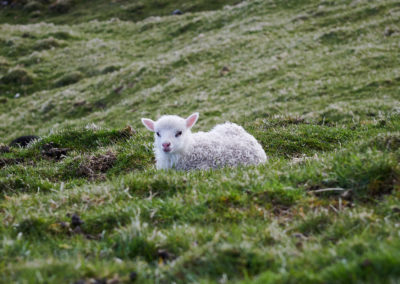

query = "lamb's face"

[141,113,199,155]
[154,120,188,154]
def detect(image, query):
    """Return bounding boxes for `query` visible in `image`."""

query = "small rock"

[15,93,20,98]
[0,97,7,104]
[172,9,183,15]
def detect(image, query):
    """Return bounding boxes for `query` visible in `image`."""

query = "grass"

[1,0,400,283]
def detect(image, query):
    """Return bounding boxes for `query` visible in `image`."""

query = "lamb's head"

[141,113,199,154]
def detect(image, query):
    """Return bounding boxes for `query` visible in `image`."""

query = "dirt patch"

[0,145,11,153]
[220,66,230,76]
[0,157,24,168]
[78,151,117,180]
[121,125,136,136]
[9,135,39,147]
[51,214,101,241]
[41,142,70,160]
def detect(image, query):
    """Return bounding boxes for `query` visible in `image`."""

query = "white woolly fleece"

[141,113,267,171]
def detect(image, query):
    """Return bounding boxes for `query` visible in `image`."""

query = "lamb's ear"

[141,118,155,132]
[186,112,199,129]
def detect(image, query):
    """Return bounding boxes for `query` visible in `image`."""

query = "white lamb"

[141,112,267,171]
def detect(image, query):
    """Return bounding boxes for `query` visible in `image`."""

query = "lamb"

[141,112,267,170]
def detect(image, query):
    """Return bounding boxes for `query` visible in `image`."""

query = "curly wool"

[169,122,267,170]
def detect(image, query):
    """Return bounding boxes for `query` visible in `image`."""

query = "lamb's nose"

[162,142,171,148]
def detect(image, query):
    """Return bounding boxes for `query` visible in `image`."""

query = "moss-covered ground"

[1,0,400,283]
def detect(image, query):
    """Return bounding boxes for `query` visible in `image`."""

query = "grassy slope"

[0,0,243,25]
[1,0,400,283]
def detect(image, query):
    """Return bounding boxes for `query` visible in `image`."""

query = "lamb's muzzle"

[141,112,267,170]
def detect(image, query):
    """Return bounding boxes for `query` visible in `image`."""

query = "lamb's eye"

[175,131,182,137]
[156,132,161,137]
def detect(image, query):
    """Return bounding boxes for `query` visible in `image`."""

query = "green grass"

[0,0,243,25]
[1,0,400,283]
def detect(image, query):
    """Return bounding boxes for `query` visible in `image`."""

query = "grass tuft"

[1,67,35,85]
[53,71,83,87]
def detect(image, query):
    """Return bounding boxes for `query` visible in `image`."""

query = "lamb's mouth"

[163,148,171,153]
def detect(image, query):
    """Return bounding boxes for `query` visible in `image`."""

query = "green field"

[1,0,400,283]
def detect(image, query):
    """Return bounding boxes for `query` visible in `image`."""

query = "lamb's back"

[174,122,267,170]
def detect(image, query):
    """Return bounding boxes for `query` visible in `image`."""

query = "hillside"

[1,0,400,283]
